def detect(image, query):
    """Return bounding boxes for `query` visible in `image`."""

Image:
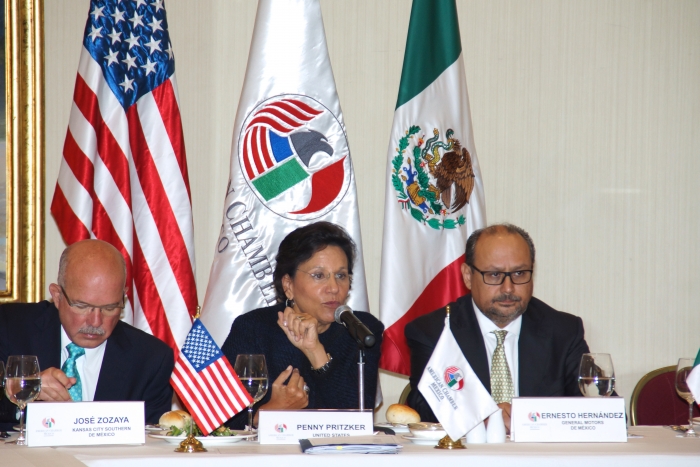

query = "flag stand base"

[175,434,207,453]
[435,435,466,450]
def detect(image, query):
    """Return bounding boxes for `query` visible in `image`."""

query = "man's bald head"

[50,240,127,348]
[57,240,126,290]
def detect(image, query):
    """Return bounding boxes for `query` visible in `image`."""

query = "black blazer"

[405,294,590,422]
[0,301,174,425]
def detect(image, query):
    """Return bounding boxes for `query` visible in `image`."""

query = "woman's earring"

[285,298,295,308]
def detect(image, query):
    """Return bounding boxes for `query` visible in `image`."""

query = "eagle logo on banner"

[238,95,351,219]
[391,126,475,230]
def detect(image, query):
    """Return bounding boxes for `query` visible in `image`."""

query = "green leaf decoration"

[443,219,456,229]
[410,207,425,222]
[427,218,442,229]
[392,174,406,196]
[417,189,437,202]
[392,154,403,172]
[457,215,466,225]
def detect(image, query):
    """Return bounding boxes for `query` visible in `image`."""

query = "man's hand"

[498,402,512,434]
[37,367,76,401]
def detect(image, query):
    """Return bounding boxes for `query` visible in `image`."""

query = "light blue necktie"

[61,342,85,401]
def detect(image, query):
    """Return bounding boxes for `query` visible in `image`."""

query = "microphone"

[334,305,376,348]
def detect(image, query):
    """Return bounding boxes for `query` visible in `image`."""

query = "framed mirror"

[0,0,43,303]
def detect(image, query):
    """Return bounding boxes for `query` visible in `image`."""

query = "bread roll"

[158,410,192,430]
[386,404,420,424]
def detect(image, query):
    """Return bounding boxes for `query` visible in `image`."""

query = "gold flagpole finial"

[446,304,451,317]
[194,306,201,320]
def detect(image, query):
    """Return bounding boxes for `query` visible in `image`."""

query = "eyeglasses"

[470,266,533,285]
[296,269,351,285]
[60,286,126,316]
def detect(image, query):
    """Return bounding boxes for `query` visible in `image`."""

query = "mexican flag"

[379,0,486,375]
[688,348,700,403]
[200,0,368,345]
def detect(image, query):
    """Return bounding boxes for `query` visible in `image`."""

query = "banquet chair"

[398,382,411,405]
[630,365,700,426]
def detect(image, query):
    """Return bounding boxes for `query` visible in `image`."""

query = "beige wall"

[44,0,700,421]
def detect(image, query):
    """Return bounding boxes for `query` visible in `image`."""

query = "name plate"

[511,397,626,443]
[258,409,373,444]
[26,401,145,447]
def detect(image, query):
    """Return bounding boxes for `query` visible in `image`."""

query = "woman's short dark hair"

[273,222,356,301]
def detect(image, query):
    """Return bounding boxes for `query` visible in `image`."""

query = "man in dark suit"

[405,224,589,432]
[0,240,174,427]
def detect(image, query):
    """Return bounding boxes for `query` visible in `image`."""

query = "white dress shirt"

[60,327,107,401]
[472,300,522,397]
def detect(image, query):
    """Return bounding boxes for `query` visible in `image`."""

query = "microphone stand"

[357,345,366,411]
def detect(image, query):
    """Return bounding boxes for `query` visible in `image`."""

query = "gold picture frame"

[1,0,43,302]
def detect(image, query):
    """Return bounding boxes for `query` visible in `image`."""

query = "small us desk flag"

[379,0,486,375]
[50,0,197,353]
[171,319,252,435]
[687,348,700,403]
[417,312,498,440]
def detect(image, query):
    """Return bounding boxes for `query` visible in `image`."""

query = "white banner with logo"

[201,0,369,346]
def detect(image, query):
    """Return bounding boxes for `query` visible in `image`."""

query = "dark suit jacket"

[405,294,589,422]
[0,301,174,426]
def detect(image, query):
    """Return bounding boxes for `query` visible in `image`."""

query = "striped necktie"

[61,342,85,401]
[490,330,514,403]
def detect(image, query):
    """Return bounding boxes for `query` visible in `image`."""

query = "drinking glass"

[233,354,269,432]
[578,353,615,397]
[675,358,697,438]
[5,355,41,445]
[0,360,7,438]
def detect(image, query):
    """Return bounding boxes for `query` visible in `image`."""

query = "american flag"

[50,0,196,353]
[171,319,252,435]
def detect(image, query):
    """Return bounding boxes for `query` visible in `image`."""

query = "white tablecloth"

[3,426,700,467]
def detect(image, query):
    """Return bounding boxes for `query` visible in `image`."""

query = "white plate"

[402,435,440,446]
[376,423,410,434]
[149,431,254,446]
[145,425,162,432]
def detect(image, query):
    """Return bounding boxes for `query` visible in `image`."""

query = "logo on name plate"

[528,412,540,422]
[42,417,56,428]
[443,366,465,391]
[274,423,288,433]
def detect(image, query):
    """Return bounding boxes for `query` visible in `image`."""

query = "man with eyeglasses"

[0,240,174,426]
[405,224,590,433]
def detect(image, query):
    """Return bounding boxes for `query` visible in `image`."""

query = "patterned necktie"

[490,330,514,403]
[61,342,85,402]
